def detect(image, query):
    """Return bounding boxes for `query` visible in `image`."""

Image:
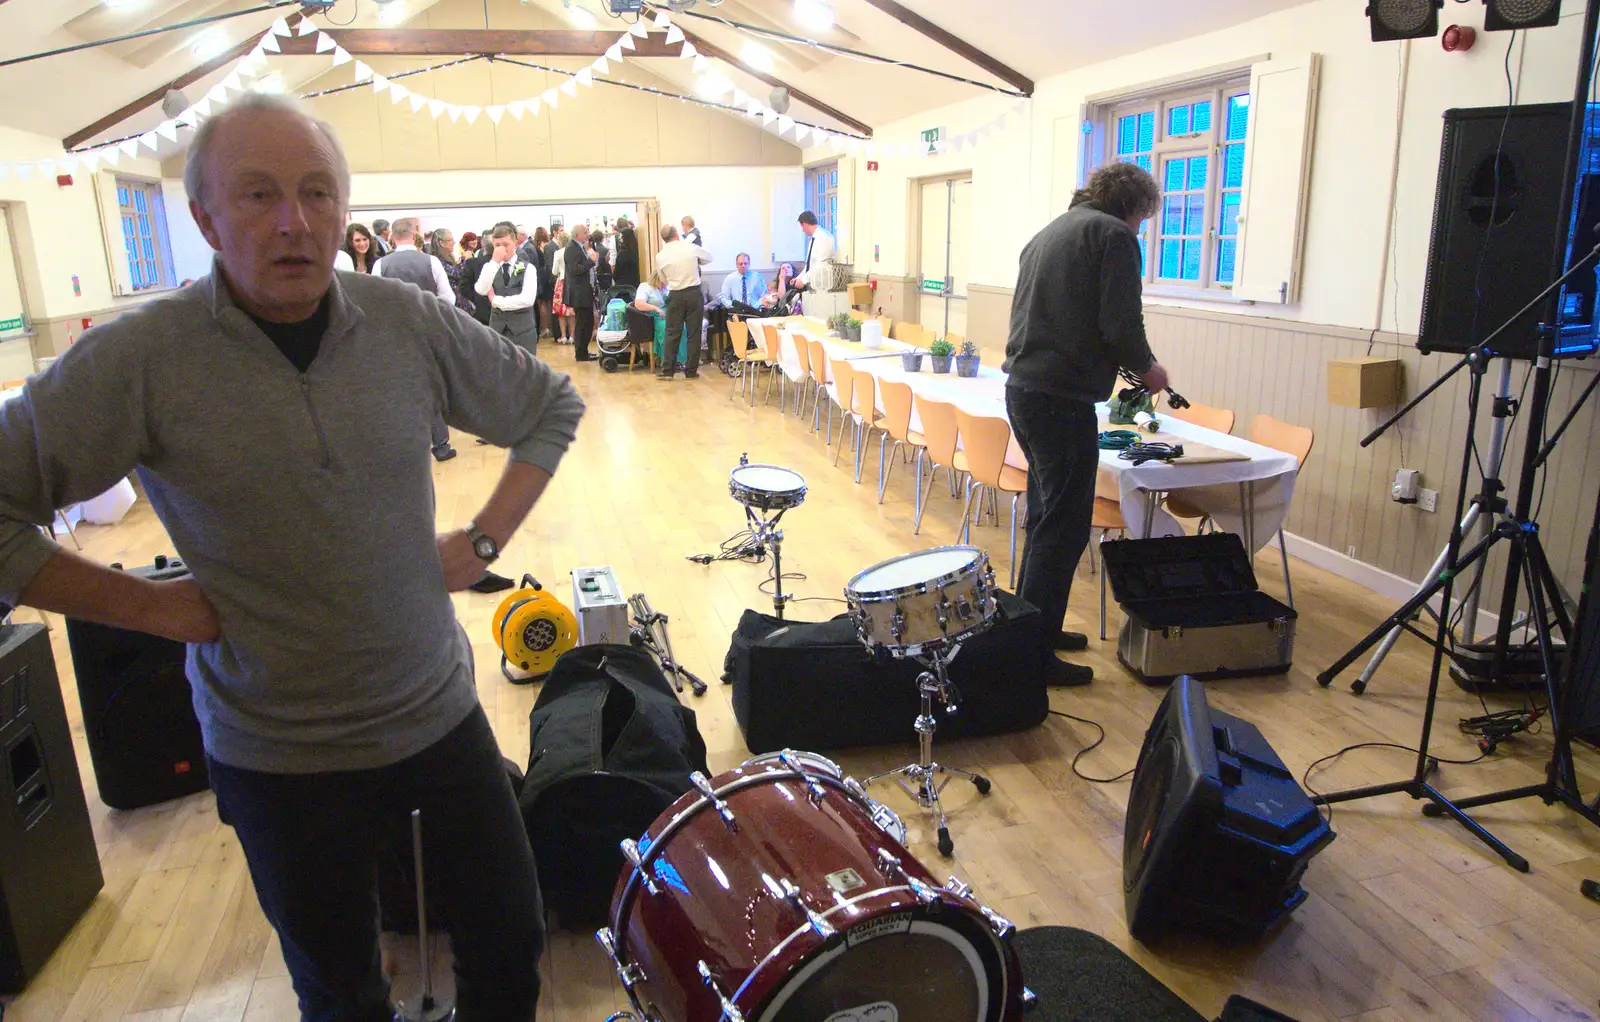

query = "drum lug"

[890,607,907,641]
[955,595,975,622]
[690,772,740,829]
[977,902,1017,940]
[620,838,661,896]
[773,876,837,939]
[595,927,650,994]
[696,960,747,1022]
[777,750,830,803]
[936,595,951,631]
[944,876,974,900]
[875,849,941,906]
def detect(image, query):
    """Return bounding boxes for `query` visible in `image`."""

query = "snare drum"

[846,546,998,656]
[729,464,808,512]
[601,752,1026,1022]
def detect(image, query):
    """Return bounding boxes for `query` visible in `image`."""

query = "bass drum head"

[849,546,983,596]
[757,911,1002,1022]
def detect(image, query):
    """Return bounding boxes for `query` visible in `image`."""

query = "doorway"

[916,175,971,340]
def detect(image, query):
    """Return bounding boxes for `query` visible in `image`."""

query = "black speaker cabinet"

[64,557,208,810]
[1419,102,1600,359]
[1122,676,1334,942]
[0,623,104,993]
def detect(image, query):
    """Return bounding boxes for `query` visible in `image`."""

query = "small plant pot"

[846,324,862,342]
[900,351,925,372]
[955,354,981,378]
[930,354,953,374]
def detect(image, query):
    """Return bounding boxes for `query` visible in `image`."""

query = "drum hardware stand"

[393,809,454,1022]
[1309,6,1600,869]
[628,593,708,696]
[864,641,993,858]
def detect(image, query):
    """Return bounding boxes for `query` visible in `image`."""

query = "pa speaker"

[1366,0,1443,41]
[64,557,208,810]
[0,623,104,992]
[1123,676,1334,942]
[1484,0,1562,31]
[1418,102,1598,359]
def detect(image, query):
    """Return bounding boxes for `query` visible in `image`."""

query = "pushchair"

[595,286,649,373]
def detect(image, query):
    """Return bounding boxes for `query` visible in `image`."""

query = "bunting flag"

[575,68,594,88]
[561,78,578,97]
[353,60,373,82]
[371,74,391,93]
[487,106,504,124]
[409,92,428,113]
[665,25,685,45]
[332,47,352,67]
[314,31,337,54]
[296,18,319,36]
[260,33,281,53]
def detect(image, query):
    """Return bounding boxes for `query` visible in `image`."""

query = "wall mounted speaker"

[1122,676,1334,942]
[769,86,791,114]
[1484,0,1562,31]
[1366,0,1444,40]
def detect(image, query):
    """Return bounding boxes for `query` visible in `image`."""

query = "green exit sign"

[921,127,944,155]
[0,316,23,335]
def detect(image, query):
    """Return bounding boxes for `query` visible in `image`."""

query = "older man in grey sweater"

[0,94,582,1022]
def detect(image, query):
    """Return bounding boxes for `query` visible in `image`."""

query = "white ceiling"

[0,0,1324,151]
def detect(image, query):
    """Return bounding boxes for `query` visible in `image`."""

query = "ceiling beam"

[272,29,683,58]
[856,0,1032,96]
[64,30,266,150]
[677,28,873,138]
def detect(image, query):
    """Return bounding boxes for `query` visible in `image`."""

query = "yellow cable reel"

[492,574,578,683]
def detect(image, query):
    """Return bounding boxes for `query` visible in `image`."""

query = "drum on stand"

[598,753,1028,1022]
[729,465,808,512]
[846,546,998,657]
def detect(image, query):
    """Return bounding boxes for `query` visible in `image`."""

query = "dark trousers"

[574,303,595,360]
[209,706,543,1022]
[1006,388,1100,647]
[431,418,450,451]
[662,285,704,373]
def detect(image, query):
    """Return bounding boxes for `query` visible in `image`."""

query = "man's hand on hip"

[438,530,489,591]
[141,579,222,644]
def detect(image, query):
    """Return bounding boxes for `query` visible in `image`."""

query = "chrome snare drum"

[729,464,808,512]
[845,546,998,657]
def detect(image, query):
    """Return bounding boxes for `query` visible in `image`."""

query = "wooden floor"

[6,342,1600,1022]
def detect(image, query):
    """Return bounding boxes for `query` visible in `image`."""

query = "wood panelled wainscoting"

[963,294,1600,616]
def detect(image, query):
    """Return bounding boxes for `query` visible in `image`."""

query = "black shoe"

[474,437,491,445]
[1045,659,1094,687]
[431,445,458,462]
[468,571,515,594]
[1055,630,1089,652]
[683,371,700,379]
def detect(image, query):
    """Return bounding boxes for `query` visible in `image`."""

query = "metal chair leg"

[914,456,936,534]
[1009,493,1020,590]
[1100,535,1109,641]
[834,416,850,466]
[959,479,976,544]
[56,510,82,551]
[1278,528,1294,609]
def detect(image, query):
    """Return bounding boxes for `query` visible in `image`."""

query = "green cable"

[1099,430,1141,450]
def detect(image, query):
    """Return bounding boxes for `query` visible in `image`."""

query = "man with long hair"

[1003,162,1170,687]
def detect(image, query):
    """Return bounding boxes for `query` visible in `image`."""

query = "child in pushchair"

[594,285,646,372]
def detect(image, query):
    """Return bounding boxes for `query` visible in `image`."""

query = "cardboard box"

[848,282,873,308]
[1327,357,1402,409]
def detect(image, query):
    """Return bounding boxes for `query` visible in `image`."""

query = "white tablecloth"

[777,327,1300,553]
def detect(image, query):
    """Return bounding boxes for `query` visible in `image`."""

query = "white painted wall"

[162,179,216,284]
[811,0,1587,336]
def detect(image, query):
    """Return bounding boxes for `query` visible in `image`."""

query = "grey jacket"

[1003,203,1156,404]
[0,266,585,772]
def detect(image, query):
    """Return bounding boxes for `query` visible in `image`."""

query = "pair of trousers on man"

[209,706,544,1022]
[661,285,704,374]
[1005,388,1098,653]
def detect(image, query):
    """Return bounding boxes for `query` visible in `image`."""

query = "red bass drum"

[597,751,1030,1021]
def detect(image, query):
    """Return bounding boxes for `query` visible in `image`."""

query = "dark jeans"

[209,706,543,1022]
[1005,388,1100,648]
[431,418,450,451]
[662,285,704,373]
[574,304,595,360]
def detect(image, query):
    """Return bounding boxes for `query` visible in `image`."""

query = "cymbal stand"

[628,592,707,696]
[393,809,453,1021]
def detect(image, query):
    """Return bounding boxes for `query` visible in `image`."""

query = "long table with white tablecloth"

[769,324,1300,554]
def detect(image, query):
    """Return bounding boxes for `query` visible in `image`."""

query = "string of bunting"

[0,9,1024,181]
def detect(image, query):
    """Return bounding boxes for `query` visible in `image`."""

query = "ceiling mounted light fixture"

[794,0,834,33]
[564,3,600,29]
[375,0,409,24]
[189,28,228,61]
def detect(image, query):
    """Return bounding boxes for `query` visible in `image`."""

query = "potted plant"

[846,316,863,342]
[955,339,981,378]
[929,337,955,373]
[900,348,925,372]
[827,312,849,337]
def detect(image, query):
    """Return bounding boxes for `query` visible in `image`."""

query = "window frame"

[1084,71,1252,297]
[804,161,839,236]
[113,177,176,293]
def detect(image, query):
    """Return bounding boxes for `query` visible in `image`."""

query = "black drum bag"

[724,590,1048,753]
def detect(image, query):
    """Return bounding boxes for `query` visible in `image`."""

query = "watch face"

[474,536,497,560]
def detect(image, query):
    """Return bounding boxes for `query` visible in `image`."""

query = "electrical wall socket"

[1418,488,1438,513]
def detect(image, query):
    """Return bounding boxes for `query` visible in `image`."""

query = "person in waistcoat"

[372,217,457,461]
[475,224,540,357]
[564,224,597,362]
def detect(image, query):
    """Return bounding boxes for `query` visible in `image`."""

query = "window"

[805,162,839,235]
[1101,81,1250,293]
[116,179,175,292]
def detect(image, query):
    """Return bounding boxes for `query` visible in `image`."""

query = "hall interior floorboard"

[5,344,1600,1022]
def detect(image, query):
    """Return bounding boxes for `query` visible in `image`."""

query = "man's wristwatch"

[464,522,500,564]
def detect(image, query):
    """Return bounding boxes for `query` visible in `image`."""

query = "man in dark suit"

[462,224,497,326]
[564,224,597,362]
[474,224,540,355]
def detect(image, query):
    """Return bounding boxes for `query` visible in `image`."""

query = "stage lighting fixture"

[1366,0,1444,41]
[1484,0,1562,31]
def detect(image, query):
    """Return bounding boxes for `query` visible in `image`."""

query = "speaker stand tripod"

[863,643,992,858]
[393,809,453,1021]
